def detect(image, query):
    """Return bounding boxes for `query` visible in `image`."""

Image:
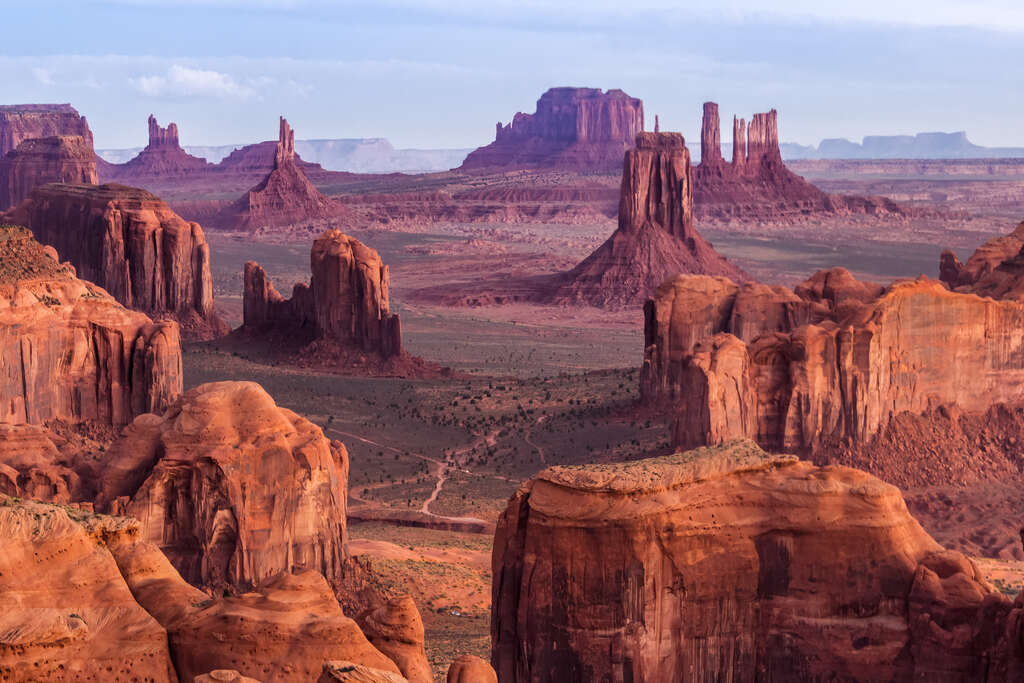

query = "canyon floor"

[182,161,1024,673]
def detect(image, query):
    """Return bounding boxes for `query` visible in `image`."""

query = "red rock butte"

[0,103,92,157]
[215,117,345,231]
[103,115,212,180]
[244,229,402,358]
[693,101,906,220]
[0,225,182,426]
[2,182,227,339]
[547,131,747,308]
[0,134,97,210]
[640,224,1024,488]
[460,87,644,173]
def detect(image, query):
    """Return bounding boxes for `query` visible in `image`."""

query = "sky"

[1,0,1022,150]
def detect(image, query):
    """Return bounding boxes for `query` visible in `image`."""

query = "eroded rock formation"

[96,381,350,592]
[549,131,747,307]
[2,182,227,338]
[243,229,403,359]
[446,655,497,683]
[693,102,907,222]
[102,115,212,180]
[0,103,92,157]
[355,597,431,683]
[460,87,644,173]
[216,117,344,231]
[640,247,1024,488]
[0,225,182,426]
[0,135,97,210]
[492,441,1023,681]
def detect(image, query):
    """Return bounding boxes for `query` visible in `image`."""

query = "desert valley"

[3,6,1024,681]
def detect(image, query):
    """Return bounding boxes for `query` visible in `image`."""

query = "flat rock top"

[29,182,162,205]
[539,439,797,494]
[0,224,73,284]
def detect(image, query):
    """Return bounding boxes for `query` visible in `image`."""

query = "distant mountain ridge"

[98,137,471,173]
[779,131,1024,160]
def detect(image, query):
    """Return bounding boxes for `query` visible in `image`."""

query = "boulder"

[446,655,497,683]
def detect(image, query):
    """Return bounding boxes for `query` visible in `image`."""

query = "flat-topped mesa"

[699,102,723,165]
[546,131,746,308]
[0,135,97,210]
[215,117,344,232]
[1,183,226,339]
[147,114,179,148]
[460,87,644,172]
[641,251,1024,486]
[492,440,1023,681]
[244,229,402,358]
[0,103,93,156]
[0,225,182,426]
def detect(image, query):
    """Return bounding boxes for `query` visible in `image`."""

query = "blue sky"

[2,0,1022,149]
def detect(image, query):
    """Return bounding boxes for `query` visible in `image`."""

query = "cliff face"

[640,258,1024,475]
[0,103,92,157]
[216,117,344,231]
[492,441,1022,682]
[549,132,746,308]
[0,225,182,426]
[0,135,97,210]
[460,87,644,173]
[2,183,226,339]
[244,229,402,358]
[96,381,350,593]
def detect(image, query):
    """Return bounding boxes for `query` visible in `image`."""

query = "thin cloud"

[130,64,256,99]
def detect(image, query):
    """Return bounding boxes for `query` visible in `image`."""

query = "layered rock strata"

[243,229,402,358]
[0,103,92,157]
[550,131,747,307]
[105,115,213,179]
[460,87,644,173]
[640,259,1024,468]
[0,225,182,426]
[0,135,97,210]
[492,441,1023,681]
[3,182,226,338]
[216,117,344,231]
[96,381,350,592]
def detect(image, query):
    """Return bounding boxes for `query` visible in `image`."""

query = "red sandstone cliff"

[216,118,345,231]
[3,183,227,339]
[0,103,92,157]
[0,135,97,210]
[0,225,181,426]
[101,115,213,180]
[492,441,1024,681]
[548,131,746,307]
[460,88,644,173]
[244,229,404,359]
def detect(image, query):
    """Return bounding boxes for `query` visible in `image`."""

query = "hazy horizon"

[4,0,1022,150]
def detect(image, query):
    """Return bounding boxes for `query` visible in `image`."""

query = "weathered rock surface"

[0,103,92,157]
[355,596,431,683]
[0,497,178,681]
[940,221,1024,292]
[96,381,350,592]
[0,423,82,503]
[0,225,182,426]
[319,660,409,683]
[2,182,227,339]
[692,102,908,222]
[0,135,97,210]
[101,115,213,180]
[460,87,644,173]
[549,131,747,307]
[642,268,1024,458]
[194,671,262,683]
[243,230,407,364]
[216,118,345,231]
[446,655,497,683]
[491,441,1022,681]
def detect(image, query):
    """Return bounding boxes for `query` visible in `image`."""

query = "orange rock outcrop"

[0,135,97,210]
[96,381,350,592]
[550,131,746,308]
[446,655,497,683]
[356,596,431,683]
[491,441,1023,681]
[0,225,182,426]
[0,103,92,157]
[3,183,226,339]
